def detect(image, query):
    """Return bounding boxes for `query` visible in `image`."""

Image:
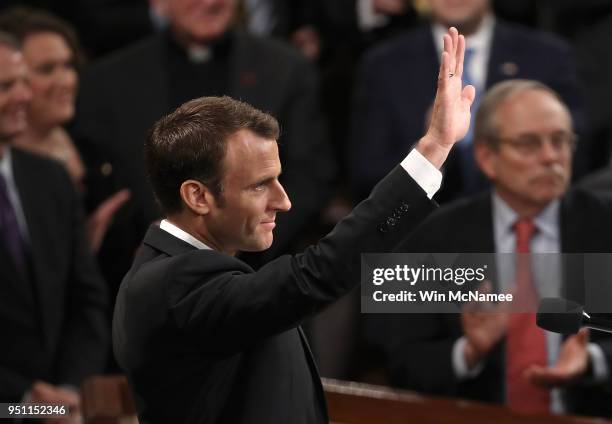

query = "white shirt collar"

[432,13,495,55]
[159,219,212,250]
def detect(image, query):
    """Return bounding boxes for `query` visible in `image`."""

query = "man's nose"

[13,80,32,103]
[539,139,562,162]
[271,181,291,212]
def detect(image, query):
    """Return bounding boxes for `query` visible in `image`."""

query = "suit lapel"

[143,225,198,257]
[486,22,520,89]
[559,193,586,303]
[474,194,496,251]
[0,239,34,309]
[11,150,52,344]
[297,326,328,417]
[468,194,499,290]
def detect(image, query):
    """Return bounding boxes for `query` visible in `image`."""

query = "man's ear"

[474,141,497,181]
[179,180,216,215]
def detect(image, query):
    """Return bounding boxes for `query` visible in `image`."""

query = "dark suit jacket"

[113,166,436,424]
[350,21,583,202]
[0,148,108,402]
[72,30,335,290]
[365,189,612,417]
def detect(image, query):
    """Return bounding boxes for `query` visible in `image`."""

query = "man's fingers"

[455,34,465,78]
[462,84,476,106]
[524,365,559,387]
[450,27,458,72]
[576,328,589,344]
[438,51,450,87]
[443,34,453,73]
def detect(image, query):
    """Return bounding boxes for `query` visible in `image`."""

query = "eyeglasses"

[495,132,577,156]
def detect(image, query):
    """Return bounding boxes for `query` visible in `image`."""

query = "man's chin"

[240,238,274,253]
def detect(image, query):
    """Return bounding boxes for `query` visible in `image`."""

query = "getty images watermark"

[361,253,612,313]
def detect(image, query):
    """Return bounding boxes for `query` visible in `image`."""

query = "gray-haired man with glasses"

[366,79,612,417]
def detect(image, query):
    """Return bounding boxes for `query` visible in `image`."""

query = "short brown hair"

[0,6,85,70]
[474,79,570,148]
[145,96,280,214]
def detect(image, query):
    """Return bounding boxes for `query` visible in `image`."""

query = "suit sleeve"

[162,167,436,354]
[54,169,110,386]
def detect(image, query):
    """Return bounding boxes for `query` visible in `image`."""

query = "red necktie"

[506,218,550,413]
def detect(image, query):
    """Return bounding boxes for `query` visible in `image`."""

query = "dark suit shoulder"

[92,33,162,70]
[400,193,492,253]
[418,193,489,231]
[494,20,571,54]
[125,229,253,297]
[564,186,612,214]
[235,31,306,66]
[579,168,612,193]
[361,25,431,68]
[11,147,71,187]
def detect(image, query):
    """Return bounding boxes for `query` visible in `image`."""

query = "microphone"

[537,298,612,334]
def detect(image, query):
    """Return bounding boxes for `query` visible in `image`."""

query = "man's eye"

[37,64,55,75]
[253,184,266,192]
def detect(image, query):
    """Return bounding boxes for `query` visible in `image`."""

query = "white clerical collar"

[159,219,212,250]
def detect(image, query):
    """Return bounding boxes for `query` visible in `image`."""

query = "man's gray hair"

[474,79,570,147]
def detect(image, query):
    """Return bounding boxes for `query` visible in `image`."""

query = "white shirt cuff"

[587,343,609,382]
[452,336,485,379]
[401,149,443,199]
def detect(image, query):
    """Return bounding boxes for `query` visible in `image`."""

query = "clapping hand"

[525,328,590,388]
[417,27,476,169]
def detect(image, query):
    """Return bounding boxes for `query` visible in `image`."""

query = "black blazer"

[350,21,583,202]
[0,148,108,401]
[72,30,335,289]
[365,189,612,416]
[113,166,436,424]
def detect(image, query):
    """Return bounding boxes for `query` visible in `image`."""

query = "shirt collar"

[0,146,13,181]
[432,13,495,55]
[159,219,212,250]
[492,191,560,239]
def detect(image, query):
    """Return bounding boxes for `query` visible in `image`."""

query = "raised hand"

[417,27,476,169]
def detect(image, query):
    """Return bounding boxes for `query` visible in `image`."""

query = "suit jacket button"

[377,223,389,233]
[400,203,410,212]
[386,217,397,227]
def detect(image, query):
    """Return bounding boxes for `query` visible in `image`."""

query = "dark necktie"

[506,218,550,413]
[0,172,26,274]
